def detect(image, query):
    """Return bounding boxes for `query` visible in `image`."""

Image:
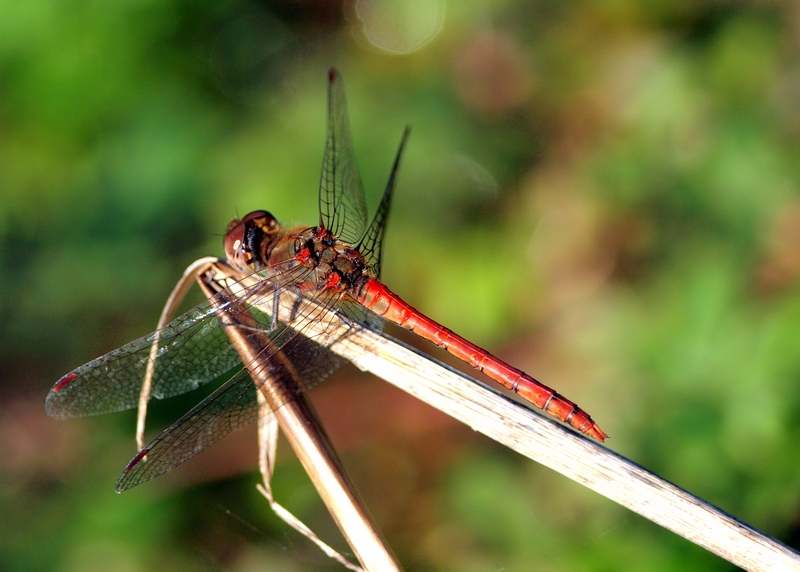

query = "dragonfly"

[46,68,606,493]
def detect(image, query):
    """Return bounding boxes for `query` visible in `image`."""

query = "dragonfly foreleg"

[216,277,284,335]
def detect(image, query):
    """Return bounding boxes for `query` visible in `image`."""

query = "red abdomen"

[357,279,607,441]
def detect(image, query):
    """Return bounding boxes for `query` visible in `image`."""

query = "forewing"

[318,68,368,245]
[45,265,311,419]
[46,298,242,419]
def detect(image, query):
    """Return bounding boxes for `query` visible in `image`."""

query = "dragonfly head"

[224,210,282,271]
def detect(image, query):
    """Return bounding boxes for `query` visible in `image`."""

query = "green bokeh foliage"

[1,1,799,570]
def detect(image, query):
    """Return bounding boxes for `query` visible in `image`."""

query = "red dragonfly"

[46,69,606,492]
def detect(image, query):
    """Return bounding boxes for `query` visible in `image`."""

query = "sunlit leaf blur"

[2,1,799,570]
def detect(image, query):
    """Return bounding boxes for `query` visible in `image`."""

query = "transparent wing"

[116,320,344,491]
[356,126,411,277]
[117,290,352,491]
[45,263,314,419]
[318,68,369,246]
[117,367,258,491]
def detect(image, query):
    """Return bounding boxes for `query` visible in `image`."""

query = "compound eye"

[223,219,248,270]
[241,210,274,228]
[223,210,278,271]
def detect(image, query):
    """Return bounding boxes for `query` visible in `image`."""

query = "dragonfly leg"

[288,290,306,324]
[267,279,281,333]
[218,277,283,335]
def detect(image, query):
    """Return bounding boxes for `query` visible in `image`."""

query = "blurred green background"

[2,1,800,570]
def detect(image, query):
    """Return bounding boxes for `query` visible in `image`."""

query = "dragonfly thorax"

[225,211,374,294]
[287,225,375,294]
